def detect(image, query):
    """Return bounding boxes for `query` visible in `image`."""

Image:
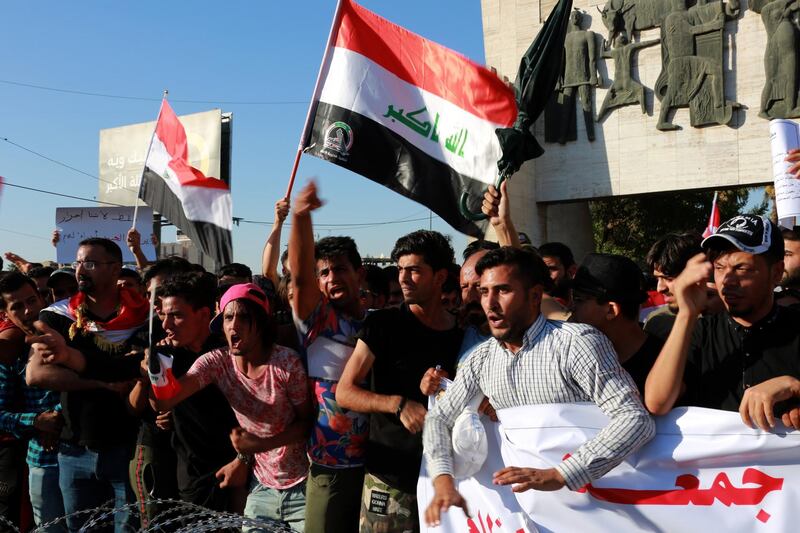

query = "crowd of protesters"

[1,178,800,533]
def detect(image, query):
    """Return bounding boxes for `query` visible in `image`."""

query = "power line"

[2,180,126,206]
[2,139,442,230]
[1,178,440,230]
[2,137,103,183]
[0,227,50,241]
[0,79,307,106]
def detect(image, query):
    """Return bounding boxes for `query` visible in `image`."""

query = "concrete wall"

[480,0,775,260]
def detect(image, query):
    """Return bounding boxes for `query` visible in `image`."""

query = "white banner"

[418,404,800,533]
[55,206,155,264]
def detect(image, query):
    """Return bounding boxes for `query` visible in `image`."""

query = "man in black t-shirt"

[645,215,800,429]
[569,254,664,395]
[337,230,463,533]
[128,273,239,521]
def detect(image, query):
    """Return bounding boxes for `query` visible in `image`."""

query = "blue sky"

[0,1,482,271]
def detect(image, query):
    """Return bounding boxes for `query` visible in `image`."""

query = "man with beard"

[645,215,800,430]
[776,227,800,306]
[288,181,368,533]
[26,238,149,532]
[422,247,655,526]
[337,230,462,533]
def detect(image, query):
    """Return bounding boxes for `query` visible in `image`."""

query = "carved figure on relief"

[597,31,661,120]
[654,0,740,130]
[553,9,602,143]
[597,0,683,44]
[755,0,800,119]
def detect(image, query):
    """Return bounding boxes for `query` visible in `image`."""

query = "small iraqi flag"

[702,191,720,239]
[304,0,517,237]
[148,350,181,401]
[139,99,233,265]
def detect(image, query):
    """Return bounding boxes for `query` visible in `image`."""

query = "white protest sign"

[55,206,156,264]
[769,119,800,221]
[419,404,800,533]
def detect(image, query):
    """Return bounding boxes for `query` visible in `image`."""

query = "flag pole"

[132,90,169,232]
[284,0,346,199]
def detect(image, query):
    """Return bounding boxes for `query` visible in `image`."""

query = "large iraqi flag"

[139,99,233,265]
[304,0,517,237]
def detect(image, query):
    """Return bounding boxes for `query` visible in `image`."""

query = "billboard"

[98,109,229,206]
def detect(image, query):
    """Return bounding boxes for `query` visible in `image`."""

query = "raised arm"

[481,180,520,248]
[261,198,290,285]
[644,254,710,415]
[288,181,324,320]
[126,228,152,271]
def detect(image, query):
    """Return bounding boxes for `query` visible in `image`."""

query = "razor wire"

[0,498,296,532]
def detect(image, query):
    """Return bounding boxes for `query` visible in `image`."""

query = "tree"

[589,187,765,260]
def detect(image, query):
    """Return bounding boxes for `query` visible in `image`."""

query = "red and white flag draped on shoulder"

[139,99,233,264]
[304,0,517,237]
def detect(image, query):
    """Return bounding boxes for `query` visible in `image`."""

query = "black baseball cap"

[46,268,76,288]
[701,215,783,257]
[569,253,647,303]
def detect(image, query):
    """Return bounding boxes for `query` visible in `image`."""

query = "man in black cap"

[645,215,800,431]
[570,254,664,395]
[46,268,78,303]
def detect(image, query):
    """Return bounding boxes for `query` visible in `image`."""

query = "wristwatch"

[395,396,407,418]
[236,452,254,466]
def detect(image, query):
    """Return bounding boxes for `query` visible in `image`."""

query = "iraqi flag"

[303,0,517,237]
[139,99,233,265]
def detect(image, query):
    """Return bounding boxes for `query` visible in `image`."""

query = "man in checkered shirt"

[422,247,655,526]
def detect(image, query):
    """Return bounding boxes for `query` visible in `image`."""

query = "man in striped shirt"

[422,247,655,526]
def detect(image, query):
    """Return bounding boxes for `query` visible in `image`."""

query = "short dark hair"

[475,247,550,288]
[783,228,800,242]
[28,266,55,280]
[579,291,640,321]
[315,236,362,270]
[218,262,252,280]
[363,265,389,299]
[119,268,142,282]
[645,232,702,277]
[391,230,454,272]
[0,272,38,311]
[462,240,499,261]
[538,242,575,268]
[78,238,122,263]
[159,272,217,313]
[382,265,398,280]
[443,263,461,293]
[143,256,194,287]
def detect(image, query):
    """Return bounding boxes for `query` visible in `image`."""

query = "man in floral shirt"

[289,181,369,533]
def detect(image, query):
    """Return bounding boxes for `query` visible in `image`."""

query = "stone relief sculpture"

[597,0,681,44]
[756,0,800,119]
[596,31,661,120]
[654,0,740,130]
[545,9,602,143]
